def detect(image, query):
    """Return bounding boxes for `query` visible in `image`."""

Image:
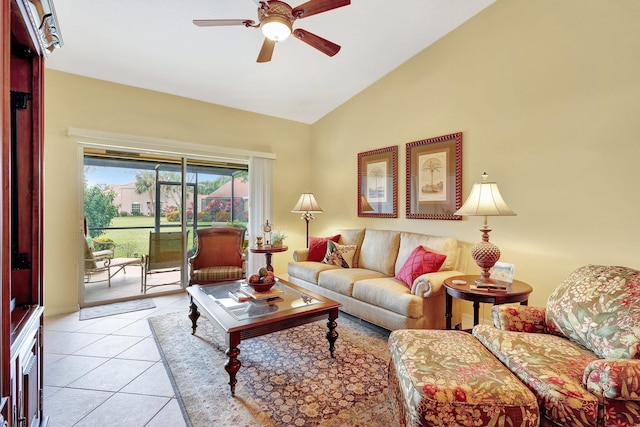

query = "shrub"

[166,211,180,222]
[92,236,115,252]
[197,211,212,222]
[216,211,231,222]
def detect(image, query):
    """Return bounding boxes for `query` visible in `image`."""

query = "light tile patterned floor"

[44,293,191,427]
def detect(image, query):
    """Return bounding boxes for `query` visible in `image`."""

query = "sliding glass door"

[82,149,248,306]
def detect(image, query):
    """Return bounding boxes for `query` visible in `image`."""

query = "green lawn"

[96,216,195,258]
[93,216,246,258]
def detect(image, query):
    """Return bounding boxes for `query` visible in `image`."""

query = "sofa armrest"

[412,270,465,297]
[490,305,547,333]
[292,249,309,262]
[584,359,640,400]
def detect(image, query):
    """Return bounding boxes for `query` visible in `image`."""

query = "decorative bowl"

[249,281,275,292]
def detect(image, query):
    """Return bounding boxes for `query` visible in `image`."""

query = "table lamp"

[455,173,516,287]
[291,192,323,248]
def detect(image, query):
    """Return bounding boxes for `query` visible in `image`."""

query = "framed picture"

[358,146,398,217]
[406,132,462,220]
[490,262,515,284]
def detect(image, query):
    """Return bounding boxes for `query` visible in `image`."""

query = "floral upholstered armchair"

[473,265,640,427]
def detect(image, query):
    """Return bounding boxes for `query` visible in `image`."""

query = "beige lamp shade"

[360,196,374,212]
[455,174,516,217]
[291,192,323,248]
[291,192,323,213]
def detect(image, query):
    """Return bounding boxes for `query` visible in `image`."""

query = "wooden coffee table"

[186,278,342,396]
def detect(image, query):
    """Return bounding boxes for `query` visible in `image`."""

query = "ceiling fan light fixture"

[261,15,292,41]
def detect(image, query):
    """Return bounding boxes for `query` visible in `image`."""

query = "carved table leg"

[326,314,339,358]
[225,346,241,396]
[188,299,200,335]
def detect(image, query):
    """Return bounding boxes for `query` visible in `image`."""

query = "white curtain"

[248,157,274,275]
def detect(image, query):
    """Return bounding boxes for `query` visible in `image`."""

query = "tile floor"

[43,292,192,427]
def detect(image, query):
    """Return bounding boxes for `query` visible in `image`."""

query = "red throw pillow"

[308,235,341,262]
[395,246,447,289]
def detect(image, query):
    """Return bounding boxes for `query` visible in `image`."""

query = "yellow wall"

[44,71,311,314]
[311,0,640,316]
[44,0,640,318]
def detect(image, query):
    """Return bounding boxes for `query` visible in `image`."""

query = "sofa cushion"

[322,241,356,268]
[287,261,341,285]
[352,277,424,319]
[395,246,446,289]
[337,229,365,268]
[359,229,401,276]
[546,265,640,359]
[318,268,387,296]
[307,234,341,262]
[473,324,599,426]
[395,232,459,274]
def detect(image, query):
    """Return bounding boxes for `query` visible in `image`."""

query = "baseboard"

[44,304,80,317]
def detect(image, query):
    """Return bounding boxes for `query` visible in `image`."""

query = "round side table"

[249,245,288,272]
[443,275,533,330]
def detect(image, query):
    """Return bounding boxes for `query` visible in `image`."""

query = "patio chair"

[189,227,246,286]
[142,231,187,294]
[84,238,142,287]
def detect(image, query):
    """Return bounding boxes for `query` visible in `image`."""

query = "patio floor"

[83,263,184,305]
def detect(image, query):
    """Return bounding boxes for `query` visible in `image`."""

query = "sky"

[85,167,137,187]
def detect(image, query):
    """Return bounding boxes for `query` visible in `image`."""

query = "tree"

[84,184,120,238]
[134,171,156,215]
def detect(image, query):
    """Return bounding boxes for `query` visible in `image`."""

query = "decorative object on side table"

[271,227,287,247]
[291,192,323,248]
[455,173,516,287]
[357,145,398,218]
[406,132,462,220]
[262,219,273,245]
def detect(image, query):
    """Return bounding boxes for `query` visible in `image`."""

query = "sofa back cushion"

[546,265,640,359]
[338,229,365,268]
[395,232,459,275]
[358,229,400,276]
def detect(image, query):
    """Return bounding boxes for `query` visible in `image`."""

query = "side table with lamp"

[455,172,517,288]
[449,172,531,329]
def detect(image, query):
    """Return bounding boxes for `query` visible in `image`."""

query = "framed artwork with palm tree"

[406,132,462,220]
[357,146,398,218]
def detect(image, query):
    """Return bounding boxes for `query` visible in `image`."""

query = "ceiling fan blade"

[257,38,276,63]
[293,29,340,57]
[292,0,350,19]
[193,19,255,27]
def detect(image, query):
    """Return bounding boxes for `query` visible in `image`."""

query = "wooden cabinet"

[2,1,62,426]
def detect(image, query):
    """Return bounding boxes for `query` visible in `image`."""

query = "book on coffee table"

[235,286,284,301]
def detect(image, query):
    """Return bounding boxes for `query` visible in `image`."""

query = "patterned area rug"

[149,311,394,426]
[79,299,156,320]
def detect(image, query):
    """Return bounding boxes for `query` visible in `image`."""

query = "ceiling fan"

[193,0,350,63]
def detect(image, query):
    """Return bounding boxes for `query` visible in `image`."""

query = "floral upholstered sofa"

[473,265,640,427]
[287,228,464,331]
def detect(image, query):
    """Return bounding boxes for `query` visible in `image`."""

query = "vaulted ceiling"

[46,0,495,124]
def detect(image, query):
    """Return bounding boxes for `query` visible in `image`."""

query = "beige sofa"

[286,228,463,331]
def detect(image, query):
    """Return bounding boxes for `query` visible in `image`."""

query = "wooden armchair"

[189,228,246,286]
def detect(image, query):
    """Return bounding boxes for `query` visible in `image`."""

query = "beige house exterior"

[111,182,194,216]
